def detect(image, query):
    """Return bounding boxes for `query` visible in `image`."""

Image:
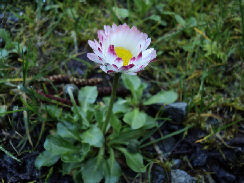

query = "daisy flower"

[87,23,156,75]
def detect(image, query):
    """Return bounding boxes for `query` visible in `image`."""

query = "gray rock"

[158,131,176,153]
[211,164,236,183]
[172,159,181,169]
[206,117,219,127]
[171,169,196,183]
[164,102,187,123]
[192,151,207,167]
[191,147,208,167]
[156,130,176,157]
[151,165,166,183]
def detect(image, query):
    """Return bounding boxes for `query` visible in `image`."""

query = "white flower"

[87,24,156,75]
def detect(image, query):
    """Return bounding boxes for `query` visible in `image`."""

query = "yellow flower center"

[114,47,133,66]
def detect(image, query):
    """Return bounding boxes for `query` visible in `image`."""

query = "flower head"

[87,24,156,75]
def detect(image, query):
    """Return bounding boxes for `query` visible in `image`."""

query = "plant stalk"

[139,124,194,148]
[102,73,121,134]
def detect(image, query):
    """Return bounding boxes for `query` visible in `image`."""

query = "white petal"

[87,53,102,63]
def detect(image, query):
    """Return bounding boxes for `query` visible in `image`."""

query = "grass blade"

[0,144,21,162]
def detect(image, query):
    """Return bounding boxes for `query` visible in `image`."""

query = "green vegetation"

[0,0,243,182]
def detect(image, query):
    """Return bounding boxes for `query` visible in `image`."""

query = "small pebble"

[206,117,219,127]
[171,169,196,183]
[151,165,166,183]
[191,147,208,167]
[172,159,181,169]
[164,102,187,123]
[211,164,236,183]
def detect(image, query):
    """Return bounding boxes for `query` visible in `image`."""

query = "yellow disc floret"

[115,47,133,66]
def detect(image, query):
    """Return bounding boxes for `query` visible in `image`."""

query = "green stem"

[67,87,78,112]
[139,124,194,148]
[67,87,81,124]
[102,73,121,134]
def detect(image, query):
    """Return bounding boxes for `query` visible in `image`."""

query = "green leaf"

[102,97,110,106]
[44,105,62,120]
[95,106,105,119]
[62,162,81,175]
[0,28,11,48]
[175,14,186,26]
[110,114,121,134]
[78,86,98,112]
[77,87,97,127]
[103,149,121,183]
[148,15,167,26]
[77,109,91,128]
[81,157,104,183]
[148,15,161,22]
[44,135,78,155]
[127,139,140,153]
[112,98,130,114]
[143,114,158,129]
[0,105,7,117]
[112,7,129,20]
[61,144,90,163]
[74,170,83,183]
[118,148,146,172]
[122,74,147,104]
[187,17,197,26]
[57,122,79,140]
[0,29,10,39]
[80,125,104,147]
[123,109,147,129]
[0,49,8,58]
[122,74,141,92]
[35,150,60,169]
[135,82,148,103]
[95,108,105,128]
[144,90,178,105]
[109,128,146,145]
